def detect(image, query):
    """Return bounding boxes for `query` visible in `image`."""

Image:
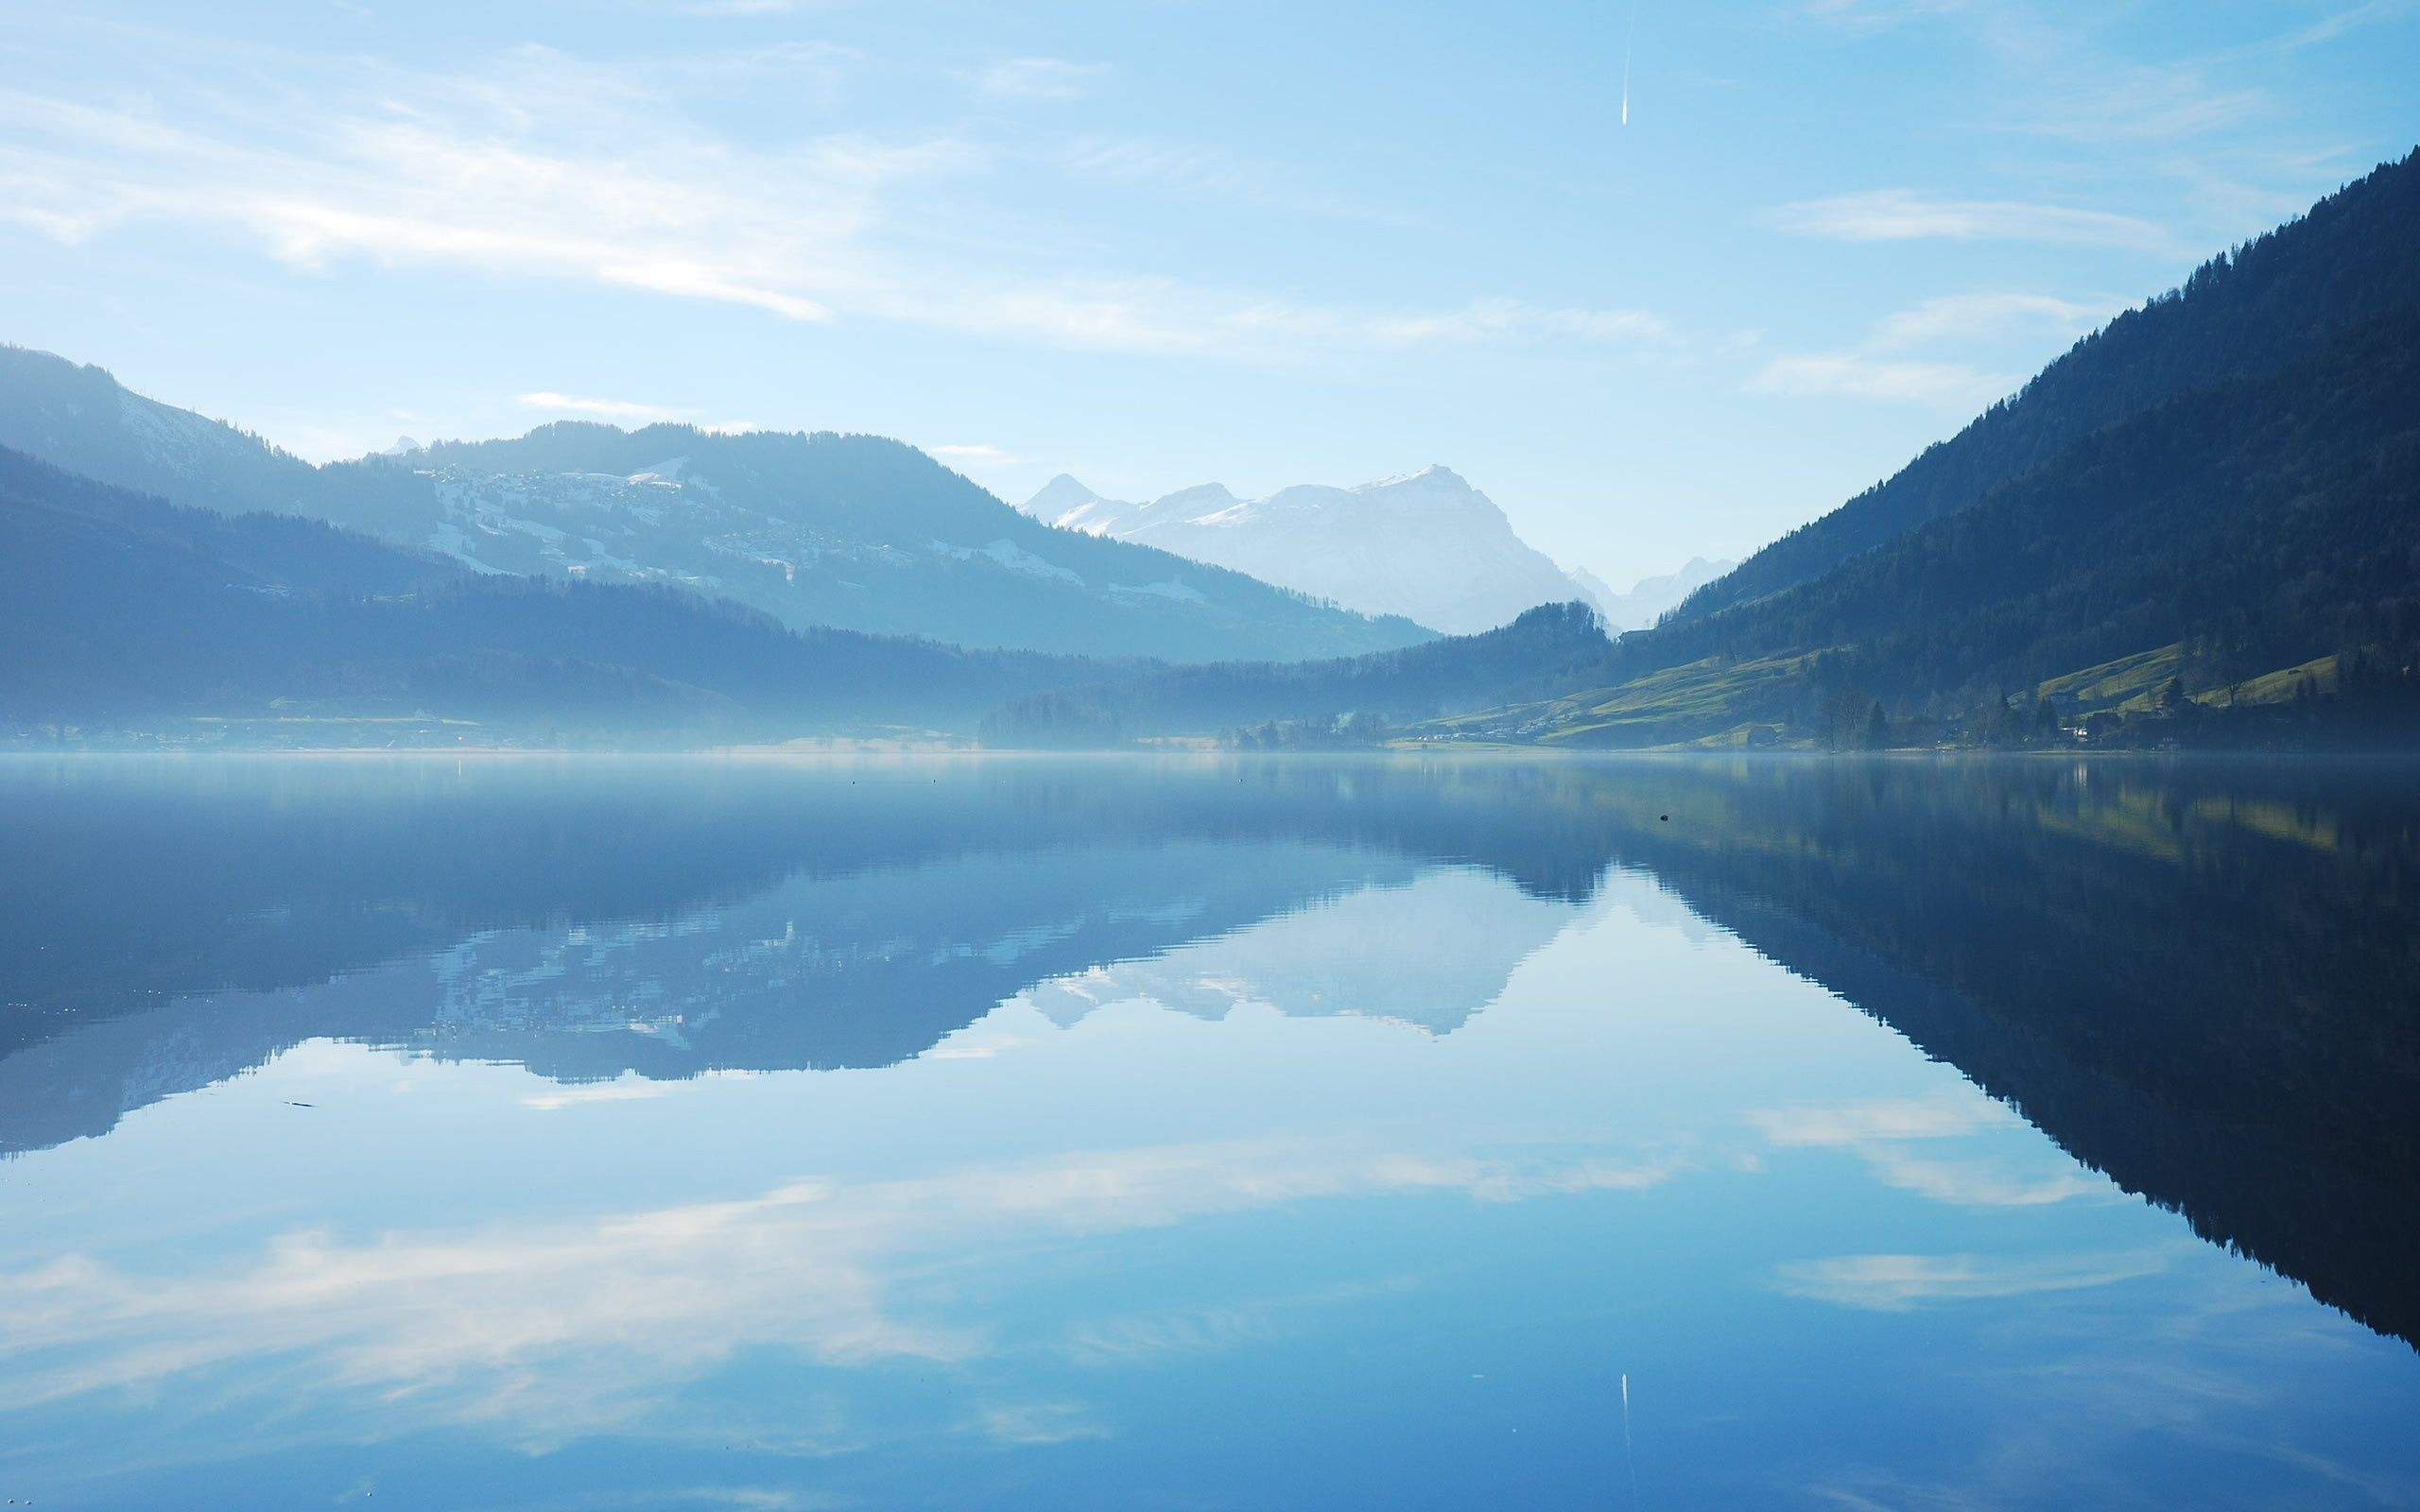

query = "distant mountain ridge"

[0,349,1429,665]
[1024,466,1601,635]
[0,444,1132,740]
[1590,557,1732,631]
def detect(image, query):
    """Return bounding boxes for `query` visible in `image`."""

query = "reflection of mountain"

[1021,865,1585,1032]
[0,758,1631,1155]
[9,753,2418,1358]
[1585,758,2420,1349]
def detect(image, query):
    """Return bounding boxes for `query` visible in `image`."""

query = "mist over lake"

[3,751,2414,1509]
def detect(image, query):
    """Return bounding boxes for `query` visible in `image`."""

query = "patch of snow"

[425,523,512,575]
[931,538,1084,586]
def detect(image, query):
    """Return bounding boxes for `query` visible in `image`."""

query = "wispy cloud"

[930,442,1024,462]
[1766,190,2184,256]
[975,57,1106,101]
[1866,291,2107,346]
[0,53,1664,368]
[1748,290,2105,406]
[1750,1091,2110,1207]
[521,392,699,423]
[1750,1093,2008,1147]
[1772,1249,2173,1311]
[1369,299,1671,347]
[1751,352,2015,406]
[1796,0,1971,37]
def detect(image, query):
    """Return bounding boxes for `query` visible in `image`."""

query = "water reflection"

[1,753,2416,1508]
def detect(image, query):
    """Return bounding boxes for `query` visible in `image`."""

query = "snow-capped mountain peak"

[1024,466,1599,635]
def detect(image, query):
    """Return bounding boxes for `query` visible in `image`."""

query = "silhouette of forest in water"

[2,752,2415,1349]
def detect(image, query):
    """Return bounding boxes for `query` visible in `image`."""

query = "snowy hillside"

[0,347,1433,665]
[1026,466,1600,636]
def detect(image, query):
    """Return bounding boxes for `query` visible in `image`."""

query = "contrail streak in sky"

[1621,4,1636,125]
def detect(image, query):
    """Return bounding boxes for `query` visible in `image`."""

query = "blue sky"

[2,2,2413,586]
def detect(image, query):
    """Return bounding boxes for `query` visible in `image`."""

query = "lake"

[2,752,2415,1509]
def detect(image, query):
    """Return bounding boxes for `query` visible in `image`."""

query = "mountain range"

[9,146,2419,751]
[0,443,1129,741]
[1024,466,1603,635]
[0,350,1427,665]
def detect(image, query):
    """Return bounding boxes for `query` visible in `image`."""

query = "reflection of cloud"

[1859,1150,2106,1207]
[1068,1304,1273,1366]
[522,1077,670,1111]
[1064,1275,1421,1366]
[1751,1093,2107,1207]
[1751,1094,2009,1145]
[973,1400,1108,1444]
[1772,1249,2171,1311]
[0,1138,1671,1449]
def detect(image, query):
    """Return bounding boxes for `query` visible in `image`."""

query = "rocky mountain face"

[0,349,1429,665]
[1026,466,1600,636]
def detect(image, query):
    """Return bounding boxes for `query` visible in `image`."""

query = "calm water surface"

[1,753,2415,1509]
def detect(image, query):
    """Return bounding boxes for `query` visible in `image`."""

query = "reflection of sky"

[3,874,2417,1509]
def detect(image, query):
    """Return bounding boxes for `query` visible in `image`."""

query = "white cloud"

[1751,353,2016,406]
[1368,299,1671,348]
[1747,290,2104,406]
[1064,135,1267,201]
[1772,1249,2172,1311]
[1766,190,2183,256]
[520,392,699,423]
[927,443,1030,470]
[1866,291,2107,348]
[975,58,1106,101]
[0,48,1668,369]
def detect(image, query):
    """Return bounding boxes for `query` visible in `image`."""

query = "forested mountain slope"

[1582,301,2420,716]
[1672,147,2420,624]
[0,447,1117,740]
[0,349,1431,663]
[978,602,1610,747]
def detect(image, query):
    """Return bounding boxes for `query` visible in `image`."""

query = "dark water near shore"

[2,752,2416,1509]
